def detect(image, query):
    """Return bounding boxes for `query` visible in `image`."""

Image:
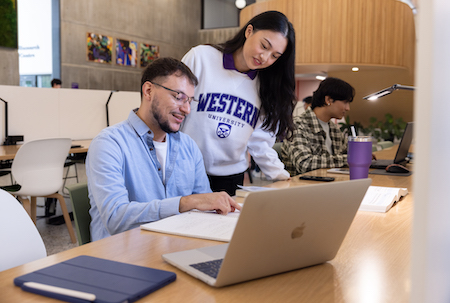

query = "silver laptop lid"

[215,178,372,286]
[162,179,371,287]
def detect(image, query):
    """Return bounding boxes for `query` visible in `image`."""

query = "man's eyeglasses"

[150,82,196,104]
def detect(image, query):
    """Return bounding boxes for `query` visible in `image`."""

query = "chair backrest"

[272,142,283,159]
[377,141,394,149]
[0,189,46,271]
[12,138,72,197]
[65,182,91,245]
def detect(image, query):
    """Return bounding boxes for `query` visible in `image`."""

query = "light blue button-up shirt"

[86,109,212,241]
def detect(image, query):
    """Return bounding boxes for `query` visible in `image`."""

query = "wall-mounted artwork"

[86,32,112,63]
[140,43,159,68]
[116,39,138,67]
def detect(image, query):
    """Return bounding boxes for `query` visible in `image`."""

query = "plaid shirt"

[281,108,348,176]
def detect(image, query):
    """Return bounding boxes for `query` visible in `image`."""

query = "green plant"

[0,0,18,49]
[365,113,407,142]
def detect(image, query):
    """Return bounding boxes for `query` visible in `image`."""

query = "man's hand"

[179,192,242,215]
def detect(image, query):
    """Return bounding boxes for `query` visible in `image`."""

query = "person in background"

[302,96,312,110]
[86,57,240,241]
[181,11,296,196]
[281,77,354,176]
[293,95,313,117]
[51,78,62,88]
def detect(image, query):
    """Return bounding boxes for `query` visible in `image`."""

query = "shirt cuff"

[159,196,182,218]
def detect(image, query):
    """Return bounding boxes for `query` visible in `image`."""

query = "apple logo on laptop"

[291,222,306,239]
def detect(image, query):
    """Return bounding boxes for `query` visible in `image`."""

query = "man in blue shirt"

[86,57,241,241]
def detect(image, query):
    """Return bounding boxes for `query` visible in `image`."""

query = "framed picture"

[86,32,112,63]
[140,43,159,68]
[116,39,138,67]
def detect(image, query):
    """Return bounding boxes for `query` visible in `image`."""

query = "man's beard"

[151,99,178,134]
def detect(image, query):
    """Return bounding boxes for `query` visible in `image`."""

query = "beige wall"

[59,0,201,91]
[198,27,240,45]
[0,48,19,86]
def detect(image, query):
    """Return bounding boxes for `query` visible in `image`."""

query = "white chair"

[0,189,46,271]
[4,138,77,243]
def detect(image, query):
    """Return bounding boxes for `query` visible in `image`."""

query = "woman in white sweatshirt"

[181,11,296,195]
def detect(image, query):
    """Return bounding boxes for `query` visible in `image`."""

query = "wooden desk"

[0,139,91,161]
[0,146,413,302]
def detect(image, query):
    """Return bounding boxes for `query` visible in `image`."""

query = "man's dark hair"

[311,77,355,109]
[51,78,62,87]
[140,57,198,97]
[302,96,312,105]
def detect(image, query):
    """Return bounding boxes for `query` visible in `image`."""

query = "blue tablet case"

[14,255,176,303]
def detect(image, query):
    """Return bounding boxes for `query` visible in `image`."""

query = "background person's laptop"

[370,122,414,169]
[162,178,372,287]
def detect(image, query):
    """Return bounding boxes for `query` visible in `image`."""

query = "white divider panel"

[107,91,141,127]
[0,85,140,143]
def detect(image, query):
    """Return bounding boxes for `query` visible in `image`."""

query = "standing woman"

[181,11,296,195]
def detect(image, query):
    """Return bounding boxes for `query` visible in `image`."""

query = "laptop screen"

[393,122,413,164]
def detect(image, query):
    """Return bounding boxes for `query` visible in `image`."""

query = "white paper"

[140,210,241,242]
[237,185,277,192]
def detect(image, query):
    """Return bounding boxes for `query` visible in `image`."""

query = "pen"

[23,282,96,302]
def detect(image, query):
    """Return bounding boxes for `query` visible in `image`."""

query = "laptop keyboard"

[190,259,223,278]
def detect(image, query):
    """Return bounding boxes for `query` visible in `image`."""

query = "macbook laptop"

[370,122,414,169]
[162,178,372,287]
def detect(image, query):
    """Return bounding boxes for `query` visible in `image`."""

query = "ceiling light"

[235,0,246,9]
[352,67,359,72]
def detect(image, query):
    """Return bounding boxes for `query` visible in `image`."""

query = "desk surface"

[0,139,91,161]
[0,145,413,302]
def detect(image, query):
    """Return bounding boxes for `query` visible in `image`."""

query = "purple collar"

[223,53,257,80]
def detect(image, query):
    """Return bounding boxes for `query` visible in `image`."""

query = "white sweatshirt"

[181,45,289,180]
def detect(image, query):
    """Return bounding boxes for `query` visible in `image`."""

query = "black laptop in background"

[370,122,414,169]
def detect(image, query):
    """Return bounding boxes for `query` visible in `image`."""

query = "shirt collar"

[128,109,151,137]
[223,52,257,80]
[305,107,327,134]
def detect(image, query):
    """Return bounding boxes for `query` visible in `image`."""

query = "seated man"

[86,57,240,241]
[281,77,354,176]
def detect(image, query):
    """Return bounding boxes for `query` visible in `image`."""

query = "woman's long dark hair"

[214,11,296,138]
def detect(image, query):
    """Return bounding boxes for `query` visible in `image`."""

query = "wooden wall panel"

[240,0,415,71]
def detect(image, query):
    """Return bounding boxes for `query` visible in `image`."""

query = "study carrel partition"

[0,85,140,144]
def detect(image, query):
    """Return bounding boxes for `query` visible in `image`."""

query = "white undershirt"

[153,137,168,184]
[318,119,333,155]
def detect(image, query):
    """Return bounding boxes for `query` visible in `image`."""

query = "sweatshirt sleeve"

[247,125,290,181]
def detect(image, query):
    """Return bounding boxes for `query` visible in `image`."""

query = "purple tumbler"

[347,136,372,180]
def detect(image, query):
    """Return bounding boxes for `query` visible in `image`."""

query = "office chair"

[377,141,394,149]
[272,142,283,159]
[0,189,47,271]
[3,138,77,243]
[65,182,91,245]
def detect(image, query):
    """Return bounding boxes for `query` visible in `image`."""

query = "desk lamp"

[0,97,24,145]
[363,84,415,101]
